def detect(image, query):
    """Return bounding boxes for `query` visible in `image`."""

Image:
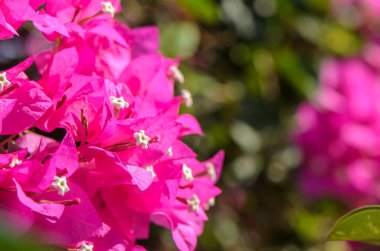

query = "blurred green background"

[123,0,364,250]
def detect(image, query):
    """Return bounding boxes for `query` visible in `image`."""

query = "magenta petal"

[126,165,153,191]
[33,13,69,38]
[130,245,147,251]
[0,81,52,135]
[0,149,27,166]
[44,47,79,103]
[89,224,131,251]
[48,133,78,177]
[173,224,197,251]
[5,57,34,80]
[208,150,225,183]
[0,10,18,39]
[151,211,174,230]
[88,24,128,47]
[77,146,136,195]
[0,0,36,40]
[30,0,45,9]
[49,47,79,84]
[177,114,204,136]
[102,187,152,239]
[15,133,57,156]
[118,55,167,96]
[35,183,102,245]
[14,179,64,220]
[130,26,159,58]
[0,98,16,122]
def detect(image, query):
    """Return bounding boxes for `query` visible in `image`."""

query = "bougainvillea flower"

[0,1,224,250]
[31,0,121,40]
[294,58,380,206]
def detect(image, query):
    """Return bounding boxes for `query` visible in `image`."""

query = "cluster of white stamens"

[101,1,115,17]
[79,242,94,251]
[134,130,150,149]
[9,156,22,168]
[187,194,200,211]
[110,96,129,110]
[180,89,193,107]
[0,72,11,92]
[169,65,184,84]
[145,165,156,179]
[182,164,194,181]
[52,176,70,196]
[203,197,216,211]
[206,162,217,181]
[167,147,173,156]
[208,197,215,207]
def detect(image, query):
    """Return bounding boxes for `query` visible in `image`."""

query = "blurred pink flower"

[294,58,380,206]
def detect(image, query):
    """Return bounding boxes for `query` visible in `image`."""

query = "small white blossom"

[169,65,184,84]
[80,242,94,251]
[187,194,200,211]
[101,1,115,17]
[52,176,70,196]
[181,89,193,107]
[145,165,156,179]
[167,147,173,157]
[208,197,215,207]
[9,156,22,168]
[0,72,11,92]
[134,130,151,149]
[182,164,194,181]
[203,197,216,211]
[206,162,217,181]
[110,96,129,110]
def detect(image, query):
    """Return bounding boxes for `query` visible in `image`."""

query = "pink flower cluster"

[294,58,380,206]
[0,1,224,250]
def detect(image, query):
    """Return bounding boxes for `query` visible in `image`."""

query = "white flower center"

[167,146,173,156]
[203,197,216,210]
[134,130,150,149]
[0,72,11,92]
[208,197,215,207]
[181,89,193,107]
[101,1,115,17]
[110,96,129,110]
[80,242,94,251]
[52,176,70,196]
[169,65,184,84]
[206,162,217,181]
[182,164,194,181]
[9,156,22,168]
[145,165,156,178]
[187,194,200,211]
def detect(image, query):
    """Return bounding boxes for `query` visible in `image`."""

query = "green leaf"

[327,205,380,245]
